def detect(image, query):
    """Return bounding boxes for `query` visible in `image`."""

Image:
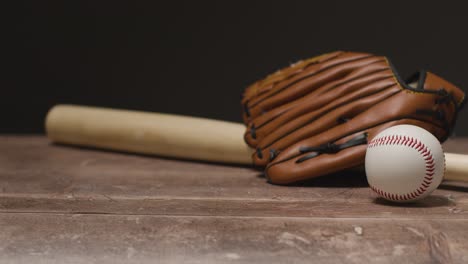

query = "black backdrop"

[5,1,468,135]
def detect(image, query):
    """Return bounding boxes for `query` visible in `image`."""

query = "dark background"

[5,1,468,136]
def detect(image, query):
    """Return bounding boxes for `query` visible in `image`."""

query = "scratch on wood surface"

[80,159,96,167]
[405,227,425,238]
[446,194,455,204]
[277,232,311,254]
[428,232,452,264]
[102,194,117,202]
[448,207,462,214]
[126,215,141,225]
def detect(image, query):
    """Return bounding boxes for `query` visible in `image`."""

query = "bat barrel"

[45,104,253,164]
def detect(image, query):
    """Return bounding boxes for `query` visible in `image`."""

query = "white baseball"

[365,125,445,202]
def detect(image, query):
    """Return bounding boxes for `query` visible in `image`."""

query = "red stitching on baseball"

[367,135,436,201]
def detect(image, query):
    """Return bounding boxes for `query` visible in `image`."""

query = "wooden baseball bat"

[46,104,253,164]
[45,104,468,181]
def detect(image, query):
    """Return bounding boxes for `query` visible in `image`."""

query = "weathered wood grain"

[0,136,466,202]
[1,214,467,264]
[0,136,467,263]
[0,195,467,219]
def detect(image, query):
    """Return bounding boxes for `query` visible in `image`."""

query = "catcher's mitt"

[241,51,465,184]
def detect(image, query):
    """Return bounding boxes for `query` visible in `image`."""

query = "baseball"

[365,125,445,202]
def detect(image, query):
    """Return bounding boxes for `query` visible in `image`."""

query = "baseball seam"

[367,135,436,201]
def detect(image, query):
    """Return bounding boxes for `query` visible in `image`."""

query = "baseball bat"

[45,104,468,181]
[46,104,253,164]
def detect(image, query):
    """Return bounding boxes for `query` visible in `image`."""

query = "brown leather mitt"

[241,51,465,184]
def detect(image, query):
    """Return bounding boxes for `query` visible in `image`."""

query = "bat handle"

[444,153,468,181]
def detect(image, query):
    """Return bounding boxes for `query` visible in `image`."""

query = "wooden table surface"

[1,136,467,264]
